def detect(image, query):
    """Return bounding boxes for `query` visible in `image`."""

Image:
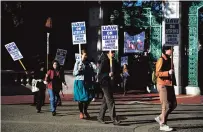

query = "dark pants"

[36,88,46,111]
[123,78,128,94]
[94,82,104,98]
[34,84,45,105]
[56,92,62,105]
[78,101,90,113]
[33,92,37,104]
[157,84,177,124]
[98,79,117,121]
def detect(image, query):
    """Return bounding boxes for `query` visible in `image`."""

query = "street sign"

[5,42,23,61]
[121,56,128,66]
[101,25,118,51]
[165,18,179,46]
[55,49,67,66]
[71,21,86,45]
[75,53,81,61]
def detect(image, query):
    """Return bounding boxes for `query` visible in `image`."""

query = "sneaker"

[84,112,90,119]
[36,110,41,113]
[155,116,161,125]
[160,124,173,131]
[97,118,106,124]
[80,113,84,119]
[113,120,121,125]
[147,86,151,93]
[57,102,62,106]
[52,111,56,116]
[92,98,95,102]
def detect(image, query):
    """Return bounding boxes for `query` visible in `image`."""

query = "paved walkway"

[2,100,203,132]
[1,92,203,105]
[1,90,203,132]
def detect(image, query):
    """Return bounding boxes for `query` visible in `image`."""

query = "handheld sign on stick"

[165,18,180,84]
[71,21,86,61]
[101,25,118,79]
[55,49,67,66]
[5,42,28,74]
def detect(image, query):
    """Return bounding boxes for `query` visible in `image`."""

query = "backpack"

[151,57,162,84]
[152,70,157,84]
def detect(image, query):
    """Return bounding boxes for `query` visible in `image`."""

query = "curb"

[126,101,203,106]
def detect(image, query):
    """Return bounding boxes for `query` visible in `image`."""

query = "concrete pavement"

[1,100,203,132]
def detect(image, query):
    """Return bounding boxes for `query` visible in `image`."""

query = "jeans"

[48,89,59,112]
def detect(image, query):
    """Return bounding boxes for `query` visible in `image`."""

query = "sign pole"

[47,33,50,71]
[109,50,113,72]
[171,46,173,69]
[19,59,28,74]
[109,50,114,80]
[79,43,81,61]
[45,17,52,72]
[171,46,174,84]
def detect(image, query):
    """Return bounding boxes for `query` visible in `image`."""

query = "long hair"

[51,60,60,70]
[123,64,128,73]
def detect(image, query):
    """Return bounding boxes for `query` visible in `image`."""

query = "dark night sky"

[1,1,89,71]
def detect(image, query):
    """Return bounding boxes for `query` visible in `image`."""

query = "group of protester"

[30,46,177,131]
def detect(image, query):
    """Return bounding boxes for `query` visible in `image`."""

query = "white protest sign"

[101,25,118,51]
[55,49,67,65]
[75,53,81,61]
[71,21,86,45]
[5,42,23,61]
[165,18,179,46]
[121,56,128,67]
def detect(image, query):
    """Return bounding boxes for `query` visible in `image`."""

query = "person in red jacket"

[44,60,68,116]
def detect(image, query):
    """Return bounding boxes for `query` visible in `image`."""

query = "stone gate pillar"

[186,2,203,95]
[163,1,182,95]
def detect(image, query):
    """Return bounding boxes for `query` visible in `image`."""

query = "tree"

[2,1,24,27]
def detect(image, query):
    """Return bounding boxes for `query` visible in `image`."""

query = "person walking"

[33,65,46,113]
[121,64,130,96]
[154,46,177,131]
[73,50,95,119]
[44,60,68,116]
[94,62,104,99]
[97,51,121,125]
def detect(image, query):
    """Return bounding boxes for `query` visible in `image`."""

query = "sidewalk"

[2,98,203,132]
[2,91,203,105]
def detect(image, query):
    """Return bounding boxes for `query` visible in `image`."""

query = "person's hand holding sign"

[109,72,113,77]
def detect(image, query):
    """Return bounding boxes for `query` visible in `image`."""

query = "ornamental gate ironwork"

[115,2,163,62]
[188,1,203,87]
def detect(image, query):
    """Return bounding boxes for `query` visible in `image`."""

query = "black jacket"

[98,56,120,84]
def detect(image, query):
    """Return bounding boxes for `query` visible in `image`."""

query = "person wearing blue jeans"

[48,89,59,113]
[44,60,68,116]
